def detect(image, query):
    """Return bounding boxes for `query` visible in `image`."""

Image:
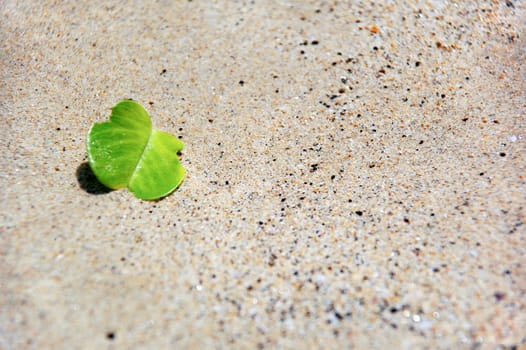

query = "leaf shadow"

[76,162,113,195]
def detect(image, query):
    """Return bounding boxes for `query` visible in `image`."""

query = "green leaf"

[86,100,185,200]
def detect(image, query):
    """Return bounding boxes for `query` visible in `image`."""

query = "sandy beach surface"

[1,1,525,349]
